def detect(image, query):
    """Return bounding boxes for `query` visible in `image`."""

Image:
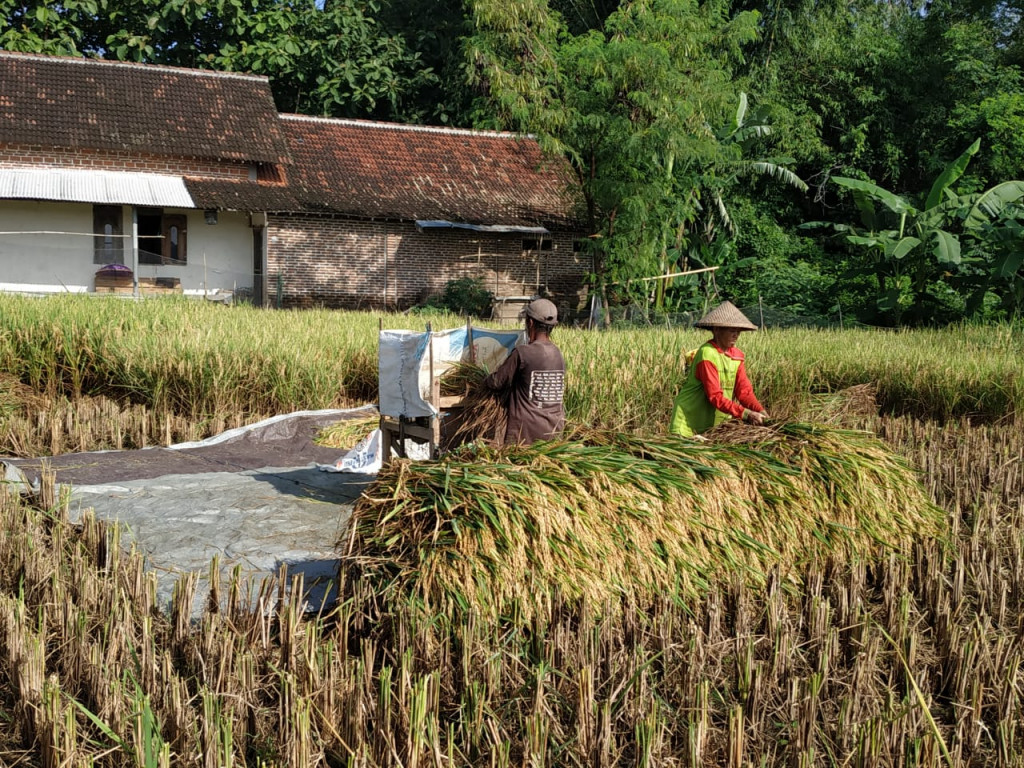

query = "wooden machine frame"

[378,321,475,465]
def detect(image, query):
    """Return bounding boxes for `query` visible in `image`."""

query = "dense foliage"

[419,276,494,318]
[3,0,1023,324]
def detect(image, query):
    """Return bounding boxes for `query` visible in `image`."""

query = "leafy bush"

[421,277,493,318]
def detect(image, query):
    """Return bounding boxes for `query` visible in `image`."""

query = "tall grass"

[562,323,1024,429]
[0,294,1019,460]
[0,294,388,414]
[2,295,1021,455]
[0,295,457,452]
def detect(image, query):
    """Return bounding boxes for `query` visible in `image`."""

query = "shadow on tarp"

[249,466,377,505]
[2,407,378,620]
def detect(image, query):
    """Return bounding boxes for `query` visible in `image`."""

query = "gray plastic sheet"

[3,407,376,617]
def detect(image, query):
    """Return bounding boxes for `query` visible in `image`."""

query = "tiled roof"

[0,51,290,164]
[280,115,583,228]
[184,177,299,212]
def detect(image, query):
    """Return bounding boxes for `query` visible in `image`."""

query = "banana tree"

[958,180,1024,316]
[657,93,807,310]
[806,140,980,323]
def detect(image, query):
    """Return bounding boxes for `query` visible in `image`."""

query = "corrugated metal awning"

[0,168,195,207]
[415,219,549,235]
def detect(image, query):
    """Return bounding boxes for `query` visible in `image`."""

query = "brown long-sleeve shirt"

[483,339,565,445]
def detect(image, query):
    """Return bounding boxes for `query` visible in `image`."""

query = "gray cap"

[521,298,559,326]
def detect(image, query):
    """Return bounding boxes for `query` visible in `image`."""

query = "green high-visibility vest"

[668,342,740,437]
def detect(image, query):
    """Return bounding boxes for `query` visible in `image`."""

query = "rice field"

[0,294,1022,455]
[0,294,1022,766]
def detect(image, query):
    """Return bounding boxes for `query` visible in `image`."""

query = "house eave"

[415,220,550,235]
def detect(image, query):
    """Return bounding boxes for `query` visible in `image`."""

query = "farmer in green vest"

[669,301,769,438]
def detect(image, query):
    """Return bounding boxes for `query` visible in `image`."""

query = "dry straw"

[764,382,880,430]
[339,422,946,618]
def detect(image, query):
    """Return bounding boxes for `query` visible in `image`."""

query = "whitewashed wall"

[0,200,94,292]
[0,201,254,297]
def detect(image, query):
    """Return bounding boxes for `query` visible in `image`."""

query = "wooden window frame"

[93,205,124,264]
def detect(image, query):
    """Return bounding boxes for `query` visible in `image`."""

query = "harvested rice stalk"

[706,384,879,444]
[766,383,879,428]
[439,361,489,399]
[0,373,50,418]
[315,413,379,451]
[807,382,878,423]
[439,362,506,448]
[339,424,946,620]
[694,418,785,445]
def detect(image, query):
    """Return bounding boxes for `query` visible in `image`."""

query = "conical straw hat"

[695,301,758,330]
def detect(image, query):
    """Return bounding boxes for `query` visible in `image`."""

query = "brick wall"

[267,215,591,319]
[0,142,252,179]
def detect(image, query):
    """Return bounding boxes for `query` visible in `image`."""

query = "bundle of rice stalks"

[0,372,49,418]
[438,362,506,448]
[768,383,879,428]
[339,423,946,620]
[315,412,379,450]
[703,418,787,445]
[810,382,878,421]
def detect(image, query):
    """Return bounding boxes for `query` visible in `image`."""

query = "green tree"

[956,179,1024,318]
[207,0,436,118]
[1,0,435,121]
[549,0,622,33]
[729,0,1024,324]
[938,19,1024,186]
[726,195,834,318]
[377,0,474,123]
[673,95,806,274]
[467,0,761,317]
[738,0,915,183]
[0,0,102,54]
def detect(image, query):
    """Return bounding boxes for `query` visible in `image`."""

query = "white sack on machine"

[377,327,522,419]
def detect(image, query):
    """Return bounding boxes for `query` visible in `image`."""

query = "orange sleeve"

[733,362,764,412]
[695,359,746,419]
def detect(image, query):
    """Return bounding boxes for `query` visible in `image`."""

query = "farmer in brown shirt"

[484,298,566,445]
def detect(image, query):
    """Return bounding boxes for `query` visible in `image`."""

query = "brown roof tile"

[280,115,583,228]
[184,177,299,212]
[0,51,289,164]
